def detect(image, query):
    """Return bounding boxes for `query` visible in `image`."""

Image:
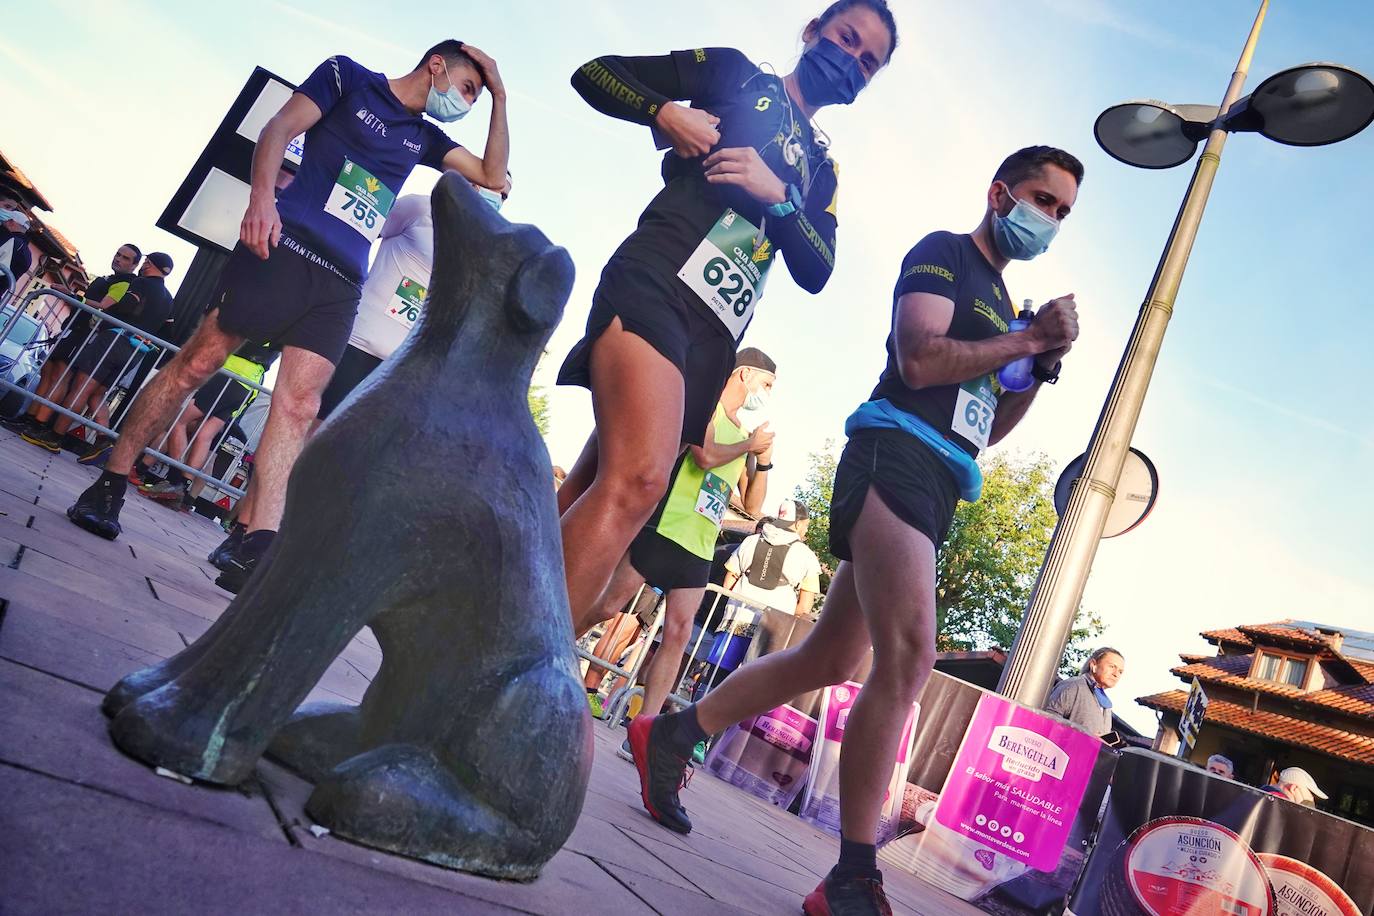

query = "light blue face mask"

[0,207,30,230]
[991,184,1059,260]
[476,186,503,212]
[426,64,471,123]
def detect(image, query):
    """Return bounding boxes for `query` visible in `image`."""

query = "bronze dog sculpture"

[102,174,589,880]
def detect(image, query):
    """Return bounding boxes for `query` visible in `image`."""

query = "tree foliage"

[796,446,1103,672]
[528,384,550,436]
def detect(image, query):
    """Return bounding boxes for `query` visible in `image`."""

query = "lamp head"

[1094,101,1216,169]
[1233,63,1374,146]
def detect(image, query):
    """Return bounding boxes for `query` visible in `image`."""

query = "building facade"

[1138,620,1374,827]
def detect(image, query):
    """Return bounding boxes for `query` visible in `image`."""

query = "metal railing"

[577,581,783,729]
[0,286,271,500]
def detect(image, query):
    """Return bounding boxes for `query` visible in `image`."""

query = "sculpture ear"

[505,244,574,334]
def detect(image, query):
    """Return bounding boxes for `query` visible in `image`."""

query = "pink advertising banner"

[934,693,1101,871]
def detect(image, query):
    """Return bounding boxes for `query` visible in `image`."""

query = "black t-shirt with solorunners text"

[870,231,1015,459]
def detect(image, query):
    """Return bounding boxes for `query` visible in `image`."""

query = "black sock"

[96,470,127,496]
[167,467,186,486]
[660,705,710,757]
[834,836,878,879]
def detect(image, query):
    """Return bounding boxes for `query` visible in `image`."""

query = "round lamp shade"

[1248,63,1374,146]
[1094,102,1199,169]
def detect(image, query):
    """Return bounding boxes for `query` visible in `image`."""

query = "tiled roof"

[1201,627,1255,648]
[1138,690,1374,766]
[1179,653,1211,665]
[1237,623,1336,650]
[1170,656,1374,722]
[0,152,54,211]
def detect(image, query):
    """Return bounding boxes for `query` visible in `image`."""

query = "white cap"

[1279,767,1328,800]
[775,499,808,526]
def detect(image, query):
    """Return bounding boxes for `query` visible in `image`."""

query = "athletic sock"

[659,705,710,758]
[833,836,879,881]
[95,470,127,498]
[166,467,186,486]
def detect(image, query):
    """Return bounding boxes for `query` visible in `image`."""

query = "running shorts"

[192,374,257,422]
[317,344,384,420]
[629,526,714,593]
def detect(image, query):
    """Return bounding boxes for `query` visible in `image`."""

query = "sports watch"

[1032,360,1062,385]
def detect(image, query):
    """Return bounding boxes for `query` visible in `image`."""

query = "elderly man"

[1259,767,1327,807]
[1205,754,1235,780]
[1044,646,1124,738]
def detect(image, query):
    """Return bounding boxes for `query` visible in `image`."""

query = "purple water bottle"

[998,300,1037,393]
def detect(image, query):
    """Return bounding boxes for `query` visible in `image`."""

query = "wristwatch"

[754,462,774,472]
[1032,360,1062,385]
[765,183,803,218]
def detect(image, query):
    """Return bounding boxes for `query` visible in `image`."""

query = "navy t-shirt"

[869,232,1015,458]
[276,56,459,285]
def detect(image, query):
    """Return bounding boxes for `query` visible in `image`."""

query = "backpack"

[745,539,796,591]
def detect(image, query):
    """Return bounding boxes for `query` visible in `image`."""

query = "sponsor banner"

[705,704,817,810]
[1069,749,1374,916]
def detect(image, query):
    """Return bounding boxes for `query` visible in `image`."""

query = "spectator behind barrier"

[1259,766,1327,807]
[1205,753,1235,780]
[724,499,823,618]
[1044,646,1124,738]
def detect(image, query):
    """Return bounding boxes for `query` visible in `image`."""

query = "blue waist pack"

[844,399,983,502]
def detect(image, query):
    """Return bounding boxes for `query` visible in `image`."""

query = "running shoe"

[626,716,693,834]
[77,435,115,466]
[139,480,186,503]
[215,532,273,594]
[20,426,62,453]
[208,527,244,570]
[1,414,37,434]
[67,482,124,541]
[802,868,893,916]
[587,692,605,719]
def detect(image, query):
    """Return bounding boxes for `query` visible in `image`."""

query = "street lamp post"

[998,0,1374,706]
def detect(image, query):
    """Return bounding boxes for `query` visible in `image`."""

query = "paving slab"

[0,598,166,691]
[0,765,528,915]
[0,659,285,842]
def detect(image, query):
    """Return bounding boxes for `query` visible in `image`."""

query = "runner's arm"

[740,449,770,518]
[688,419,767,471]
[893,291,1044,389]
[795,589,816,617]
[723,570,741,591]
[771,164,839,294]
[244,94,324,257]
[571,54,681,124]
[989,386,1041,445]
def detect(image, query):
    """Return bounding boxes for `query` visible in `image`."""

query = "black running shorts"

[629,527,713,593]
[192,375,257,423]
[556,257,737,447]
[828,429,960,562]
[317,344,383,420]
[73,329,152,389]
[49,318,97,366]
[209,238,361,366]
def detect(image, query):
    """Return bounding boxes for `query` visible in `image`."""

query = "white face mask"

[740,369,773,412]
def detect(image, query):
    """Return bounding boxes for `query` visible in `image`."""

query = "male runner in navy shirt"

[69,40,510,551]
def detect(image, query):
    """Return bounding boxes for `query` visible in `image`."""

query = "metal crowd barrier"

[0,286,272,500]
[577,581,783,729]
[0,264,15,310]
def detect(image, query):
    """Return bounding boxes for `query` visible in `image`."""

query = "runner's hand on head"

[1029,294,1078,354]
[747,422,774,455]
[703,148,787,205]
[240,194,282,261]
[462,45,505,101]
[655,103,720,158]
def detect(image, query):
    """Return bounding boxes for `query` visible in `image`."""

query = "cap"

[1278,767,1327,800]
[735,347,776,374]
[145,252,174,274]
[775,499,809,528]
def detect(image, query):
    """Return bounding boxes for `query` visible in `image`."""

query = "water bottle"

[997,299,1037,393]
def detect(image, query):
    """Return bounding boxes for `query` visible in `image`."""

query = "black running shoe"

[21,426,62,453]
[802,868,893,916]
[214,531,273,594]
[67,482,124,540]
[627,715,693,834]
[208,526,245,570]
[77,435,115,466]
[1,414,37,434]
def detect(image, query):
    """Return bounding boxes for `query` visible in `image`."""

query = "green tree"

[795,446,1103,672]
[935,452,1103,674]
[528,384,550,436]
[794,442,840,592]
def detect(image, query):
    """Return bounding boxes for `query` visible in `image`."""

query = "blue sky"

[4,0,1372,733]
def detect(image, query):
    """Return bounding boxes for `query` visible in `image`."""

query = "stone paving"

[0,428,978,915]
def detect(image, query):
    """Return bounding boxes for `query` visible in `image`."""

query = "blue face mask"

[426,64,471,123]
[0,207,30,231]
[991,184,1060,260]
[796,37,868,107]
[476,186,504,212]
